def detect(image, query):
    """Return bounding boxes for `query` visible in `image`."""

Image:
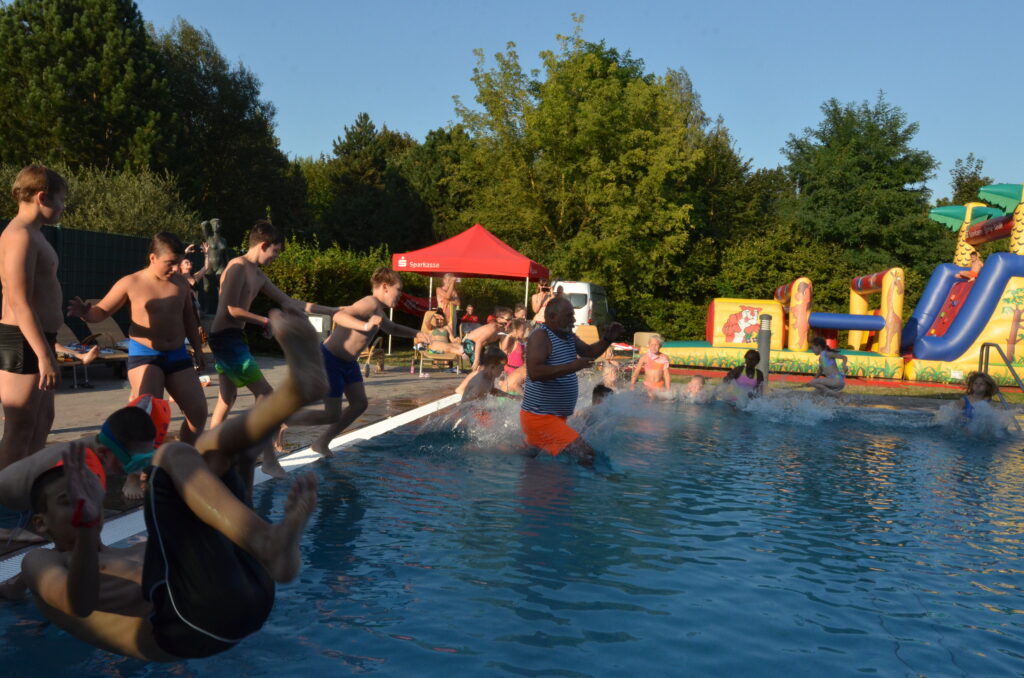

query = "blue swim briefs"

[321,344,363,399]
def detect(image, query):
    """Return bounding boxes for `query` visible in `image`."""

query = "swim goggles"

[98,421,155,473]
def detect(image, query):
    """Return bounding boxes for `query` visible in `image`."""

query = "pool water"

[1,391,1023,676]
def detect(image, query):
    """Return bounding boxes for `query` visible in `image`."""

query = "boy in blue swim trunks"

[68,232,208,499]
[207,221,339,479]
[285,267,431,456]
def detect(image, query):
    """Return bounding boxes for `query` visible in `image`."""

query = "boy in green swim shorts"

[208,221,339,481]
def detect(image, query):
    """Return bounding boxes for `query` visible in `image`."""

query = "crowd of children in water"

[450,311,1008,440]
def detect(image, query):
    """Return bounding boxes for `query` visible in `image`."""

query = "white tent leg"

[524,276,529,310]
[388,307,393,355]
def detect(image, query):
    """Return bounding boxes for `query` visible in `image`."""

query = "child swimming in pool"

[724,350,764,398]
[456,346,514,403]
[806,337,847,395]
[960,371,998,426]
[683,375,707,402]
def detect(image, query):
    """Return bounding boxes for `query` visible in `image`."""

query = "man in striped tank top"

[521,298,623,465]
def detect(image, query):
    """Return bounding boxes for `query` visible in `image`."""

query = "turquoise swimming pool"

[1,392,1022,676]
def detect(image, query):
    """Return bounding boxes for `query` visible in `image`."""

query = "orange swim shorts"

[520,410,580,456]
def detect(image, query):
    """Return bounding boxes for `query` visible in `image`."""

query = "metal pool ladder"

[978,343,1024,432]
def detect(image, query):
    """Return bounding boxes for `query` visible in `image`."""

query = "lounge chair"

[80,300,129,351]
[414,310,464,375]
[55,324,90,388]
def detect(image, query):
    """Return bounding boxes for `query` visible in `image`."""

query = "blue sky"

[138,0,1023,201]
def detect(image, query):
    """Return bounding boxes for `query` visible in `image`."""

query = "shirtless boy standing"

[207,220,338,477]
[68,233,207,498]
[0,308,325,661]
[0,166,66,470]
[286,267,431,456]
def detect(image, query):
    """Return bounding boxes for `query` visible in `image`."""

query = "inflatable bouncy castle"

[663,183,1024,384]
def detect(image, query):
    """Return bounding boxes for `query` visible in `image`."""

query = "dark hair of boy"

[105,406,158,448]
[370,267,401,288]
[11,164,68,203]
[149,232,186,257]
[29,466,65,514]
[480,346,507,367]
[249,219,284,247]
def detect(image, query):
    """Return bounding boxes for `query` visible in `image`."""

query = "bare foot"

[262,472,318,582]
[311,437,334,458]
[273,423,288,453]
[80,345,100,366]
[261,445,289,479]
[122,472,145,500]
[268,308,328,403]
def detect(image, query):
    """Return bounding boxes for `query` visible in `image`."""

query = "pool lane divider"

[0,393,462,581]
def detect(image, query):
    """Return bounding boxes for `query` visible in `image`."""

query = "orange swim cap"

[51,447,108,491]
[128,393,171,446]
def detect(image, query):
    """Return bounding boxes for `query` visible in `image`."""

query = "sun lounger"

[55,324,92,388]
[80,300,129,351]
[414,310,464,375]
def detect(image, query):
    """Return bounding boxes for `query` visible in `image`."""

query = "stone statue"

[201,218,228,292]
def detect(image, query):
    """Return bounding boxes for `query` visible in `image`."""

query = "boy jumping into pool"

[283,267,431,456]
[0,308,326,661]
[208,220,339,478]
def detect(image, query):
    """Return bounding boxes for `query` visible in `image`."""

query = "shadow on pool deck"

[0,356,463,558]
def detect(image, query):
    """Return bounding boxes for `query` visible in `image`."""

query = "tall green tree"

[310,113,432,252]
[782,93,950,283]
[936,153,993,207]
[452,19,708,330]
[396,125,476,240]
[0,0,173,169]
[154,18,304,244]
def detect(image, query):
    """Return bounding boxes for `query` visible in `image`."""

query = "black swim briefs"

[142,466,275,659]
[0,323,57,374]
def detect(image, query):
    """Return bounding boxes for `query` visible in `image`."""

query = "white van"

[552,281,613,327]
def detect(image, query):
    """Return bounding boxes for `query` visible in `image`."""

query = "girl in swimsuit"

[423,312,464,356]
[631,335,671,396]
[724,350,764,398]
[499,318,530,395]
[806,336,848,395]
[960,371,997,426]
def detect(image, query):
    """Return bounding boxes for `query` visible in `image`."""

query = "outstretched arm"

[380,317,429,344]
[67,276,130,323]
[261,278,338,317]
[525,329,592,381]
[575,322,625,359]
[0,441,77,510]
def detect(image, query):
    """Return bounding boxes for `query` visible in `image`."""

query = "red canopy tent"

[391,224,549,310]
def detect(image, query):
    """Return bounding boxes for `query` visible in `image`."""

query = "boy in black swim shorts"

[0,308,327,661]
[0,165,68,468]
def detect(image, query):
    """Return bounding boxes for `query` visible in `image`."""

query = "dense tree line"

[0,4,992,338]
